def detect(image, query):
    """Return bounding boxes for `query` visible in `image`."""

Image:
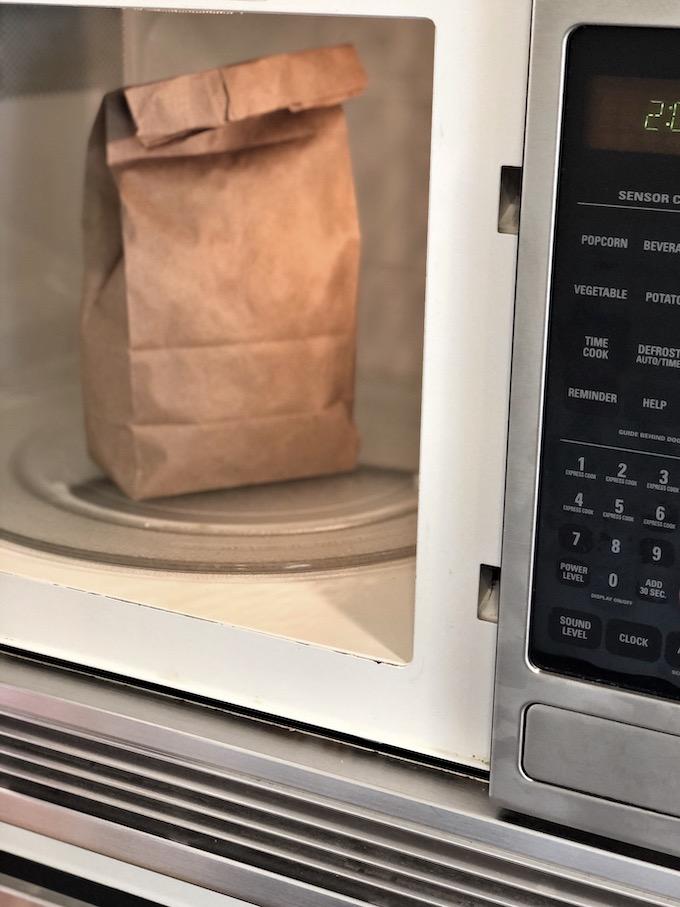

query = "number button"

[642,502,678,531]
[646,466,679,494]
[563,490,593,516]
[598,532,626,557]
[559,524,593,553]
[605,460,637,487]
[603,496,634,523]
[639,538,674,566]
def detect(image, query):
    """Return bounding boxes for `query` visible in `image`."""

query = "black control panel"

[530,26,680,699]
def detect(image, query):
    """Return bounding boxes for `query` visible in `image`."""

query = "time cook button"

[605,619,662,662]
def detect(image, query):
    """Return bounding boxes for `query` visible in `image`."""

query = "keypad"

[529,26,680,699]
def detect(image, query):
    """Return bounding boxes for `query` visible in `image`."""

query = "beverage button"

[549,608,602,649]
[558,524,594,553]
[605,619,662,662]
[556,558,591,587]
[665,632,680,670]
[639,538,675,566]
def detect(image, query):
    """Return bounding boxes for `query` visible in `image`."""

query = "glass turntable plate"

[1,386,417,574]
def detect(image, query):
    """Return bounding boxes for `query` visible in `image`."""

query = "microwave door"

[0,0,531,767]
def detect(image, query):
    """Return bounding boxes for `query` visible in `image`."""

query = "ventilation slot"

[0,712,659,907]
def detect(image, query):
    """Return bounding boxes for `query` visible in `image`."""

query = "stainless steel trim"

[0,874,91,907]
[1,654,680,905]
[492,0,680,857]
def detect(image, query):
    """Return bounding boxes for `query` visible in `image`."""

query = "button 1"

[549,608,602,649]
[605,619,662,662]
[556,558,591,587]
[558,524,594,553]
[665,632,680,670]
[639,538,674,567]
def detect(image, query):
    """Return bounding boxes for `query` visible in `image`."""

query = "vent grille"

[0,712,664,907]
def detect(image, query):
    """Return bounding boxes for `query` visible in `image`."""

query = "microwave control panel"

[531,25,680,700]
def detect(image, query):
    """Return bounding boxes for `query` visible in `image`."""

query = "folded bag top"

[123,44,367,148]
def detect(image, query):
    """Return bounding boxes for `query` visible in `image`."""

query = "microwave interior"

[0,4,437,667]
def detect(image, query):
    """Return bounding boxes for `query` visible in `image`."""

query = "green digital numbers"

[644,100,664,131]
[644,99,680,132]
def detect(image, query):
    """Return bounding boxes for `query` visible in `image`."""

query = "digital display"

[587,76,680,154]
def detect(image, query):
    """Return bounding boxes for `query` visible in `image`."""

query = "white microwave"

[0,0,531,771]
[6,0,680,873]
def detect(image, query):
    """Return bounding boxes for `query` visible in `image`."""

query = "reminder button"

[565,382,619,413]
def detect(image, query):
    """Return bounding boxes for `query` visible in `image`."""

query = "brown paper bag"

[81,45,367,500]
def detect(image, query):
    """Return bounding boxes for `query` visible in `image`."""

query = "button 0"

[665,632,680,670]
[639,538,674,567]
[558,524,593,553]
[605,619,662,662]
[549,608,602,649]
[556,558,590,587]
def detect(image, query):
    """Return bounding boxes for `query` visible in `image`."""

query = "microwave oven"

[5,0,680,869]
[0,0,530,772]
